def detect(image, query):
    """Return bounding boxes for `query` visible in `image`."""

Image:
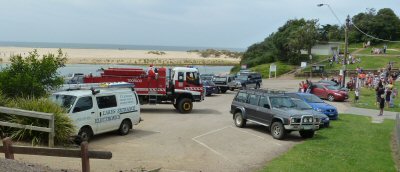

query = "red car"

[310,83,348,101]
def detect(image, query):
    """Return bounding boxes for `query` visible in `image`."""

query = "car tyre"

[230,88,234,91]
[178,98,193,114]
[221,88,227,93]
[78,127,93,143]
[119,119,131,135]
[299,130,315,138]
[327,94,335,102]
[234,112,246,128]
[271,121,286,140]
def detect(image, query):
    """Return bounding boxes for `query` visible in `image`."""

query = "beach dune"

[0,47,240,65]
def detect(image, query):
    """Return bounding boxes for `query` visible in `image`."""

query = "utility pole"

[342,15,350,87]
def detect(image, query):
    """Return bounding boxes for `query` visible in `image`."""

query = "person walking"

[376,81,385,116]
[354,88,359,103]
[386,87,392,108]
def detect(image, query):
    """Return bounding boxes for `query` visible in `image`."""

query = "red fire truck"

[83,67,204,113]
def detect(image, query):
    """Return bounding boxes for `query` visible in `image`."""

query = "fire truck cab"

[83,66,204,114]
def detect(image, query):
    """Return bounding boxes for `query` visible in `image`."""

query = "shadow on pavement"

[141,108,222,115]
[89,129,160,147]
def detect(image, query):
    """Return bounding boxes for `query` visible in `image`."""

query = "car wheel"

[234,112,246,128]
[78,127,93,143]
[221,88,227,93]
[327,94,335,102]
[299,130,315,138]
[230,88,234,91]
[119,119,131,135]
[178,98,193,114]
[271,121,286,140]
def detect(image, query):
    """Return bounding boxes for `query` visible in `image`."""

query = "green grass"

[307,55,400,71]
[357,48,400,55]
[262,114,396,172]
[348,82,400,112]
[249,62,294,78]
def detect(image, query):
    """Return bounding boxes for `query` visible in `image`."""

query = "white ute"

[51,87,141,142]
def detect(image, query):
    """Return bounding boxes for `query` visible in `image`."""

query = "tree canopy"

[0,49,67,98]
[350,8,400,43]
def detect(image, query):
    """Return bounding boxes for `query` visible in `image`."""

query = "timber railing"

[0,106,55,147]
[0,137,112,172]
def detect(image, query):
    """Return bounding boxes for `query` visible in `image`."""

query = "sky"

[0,0,399,49]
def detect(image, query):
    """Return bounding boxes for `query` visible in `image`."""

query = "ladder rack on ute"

[59,82,135,92]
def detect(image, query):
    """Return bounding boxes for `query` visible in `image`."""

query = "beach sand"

[0,47,240,65]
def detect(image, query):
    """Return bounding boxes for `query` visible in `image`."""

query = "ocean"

[0,64,233,76]
[0,41,245,52]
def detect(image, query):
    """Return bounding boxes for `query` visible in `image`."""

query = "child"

[354,89,359,103]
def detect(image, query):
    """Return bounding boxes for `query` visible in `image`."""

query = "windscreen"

[269,97,296,108]
[292,99,313,110]
[302,94,324,103]
[50,94,77,112]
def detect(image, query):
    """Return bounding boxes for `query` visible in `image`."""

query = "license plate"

[303,125,313,130]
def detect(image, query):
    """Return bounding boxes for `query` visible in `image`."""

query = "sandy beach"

[0,47,240,65]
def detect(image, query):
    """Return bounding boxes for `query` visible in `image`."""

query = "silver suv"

[230,89,320,140]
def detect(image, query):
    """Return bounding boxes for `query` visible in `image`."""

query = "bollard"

[2,137,14,159]
[81,141,90,172]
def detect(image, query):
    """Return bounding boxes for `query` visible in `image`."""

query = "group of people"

[298,80,313,93]
[329,54,361,66]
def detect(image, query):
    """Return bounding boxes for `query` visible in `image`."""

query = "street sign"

[270,64,277,72]
[301,62,307,68]
[269,63,277,78]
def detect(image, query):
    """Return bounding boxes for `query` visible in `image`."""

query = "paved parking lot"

[16,79,348,172]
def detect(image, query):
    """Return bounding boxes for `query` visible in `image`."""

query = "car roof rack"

[241,88,286,95]
[61,82,135,92]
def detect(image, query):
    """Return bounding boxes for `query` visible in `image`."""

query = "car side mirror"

[264,104,271,109]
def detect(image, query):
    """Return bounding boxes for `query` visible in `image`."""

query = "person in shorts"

[354,89,359,103]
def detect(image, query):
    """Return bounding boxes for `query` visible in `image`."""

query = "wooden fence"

[0,106,55,147]
[0,137,112,172]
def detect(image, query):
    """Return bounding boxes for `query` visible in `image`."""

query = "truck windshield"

[50,94,77,112]
[213,77,226,82]
[237,75,248,81]
[270,97,296,108]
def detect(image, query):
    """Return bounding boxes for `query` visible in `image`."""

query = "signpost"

[301,62,307,68]
[269,63,277,78]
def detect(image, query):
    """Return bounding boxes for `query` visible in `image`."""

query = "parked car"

[285,92,338,120]
[318,80,348,91]
[291,98,330,127]
[200,74,215,82]
[213,75,236,93]
[51,87,141,142]
[232,72,262,89]
[230,89,320,140]
[311,83,348,102]
[202,80,218,96]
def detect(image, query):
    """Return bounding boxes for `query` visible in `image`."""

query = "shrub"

[0,49,67,98]
[4,98,75,145]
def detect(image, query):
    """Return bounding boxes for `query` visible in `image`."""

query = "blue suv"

[285,92,338,120]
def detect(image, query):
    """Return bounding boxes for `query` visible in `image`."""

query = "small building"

[301,42,342,56]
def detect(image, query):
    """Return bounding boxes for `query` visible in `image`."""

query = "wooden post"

[2,137,14,159]
[81,141,90,172]
[48,114,55,147]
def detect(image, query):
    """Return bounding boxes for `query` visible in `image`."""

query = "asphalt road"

[15,79,348,172]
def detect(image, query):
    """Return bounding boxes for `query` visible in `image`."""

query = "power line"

[351,20,400,43]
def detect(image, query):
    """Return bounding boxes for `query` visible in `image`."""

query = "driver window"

[178,72,184,82]
[73,96,93,113]
[186,72,198,84]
